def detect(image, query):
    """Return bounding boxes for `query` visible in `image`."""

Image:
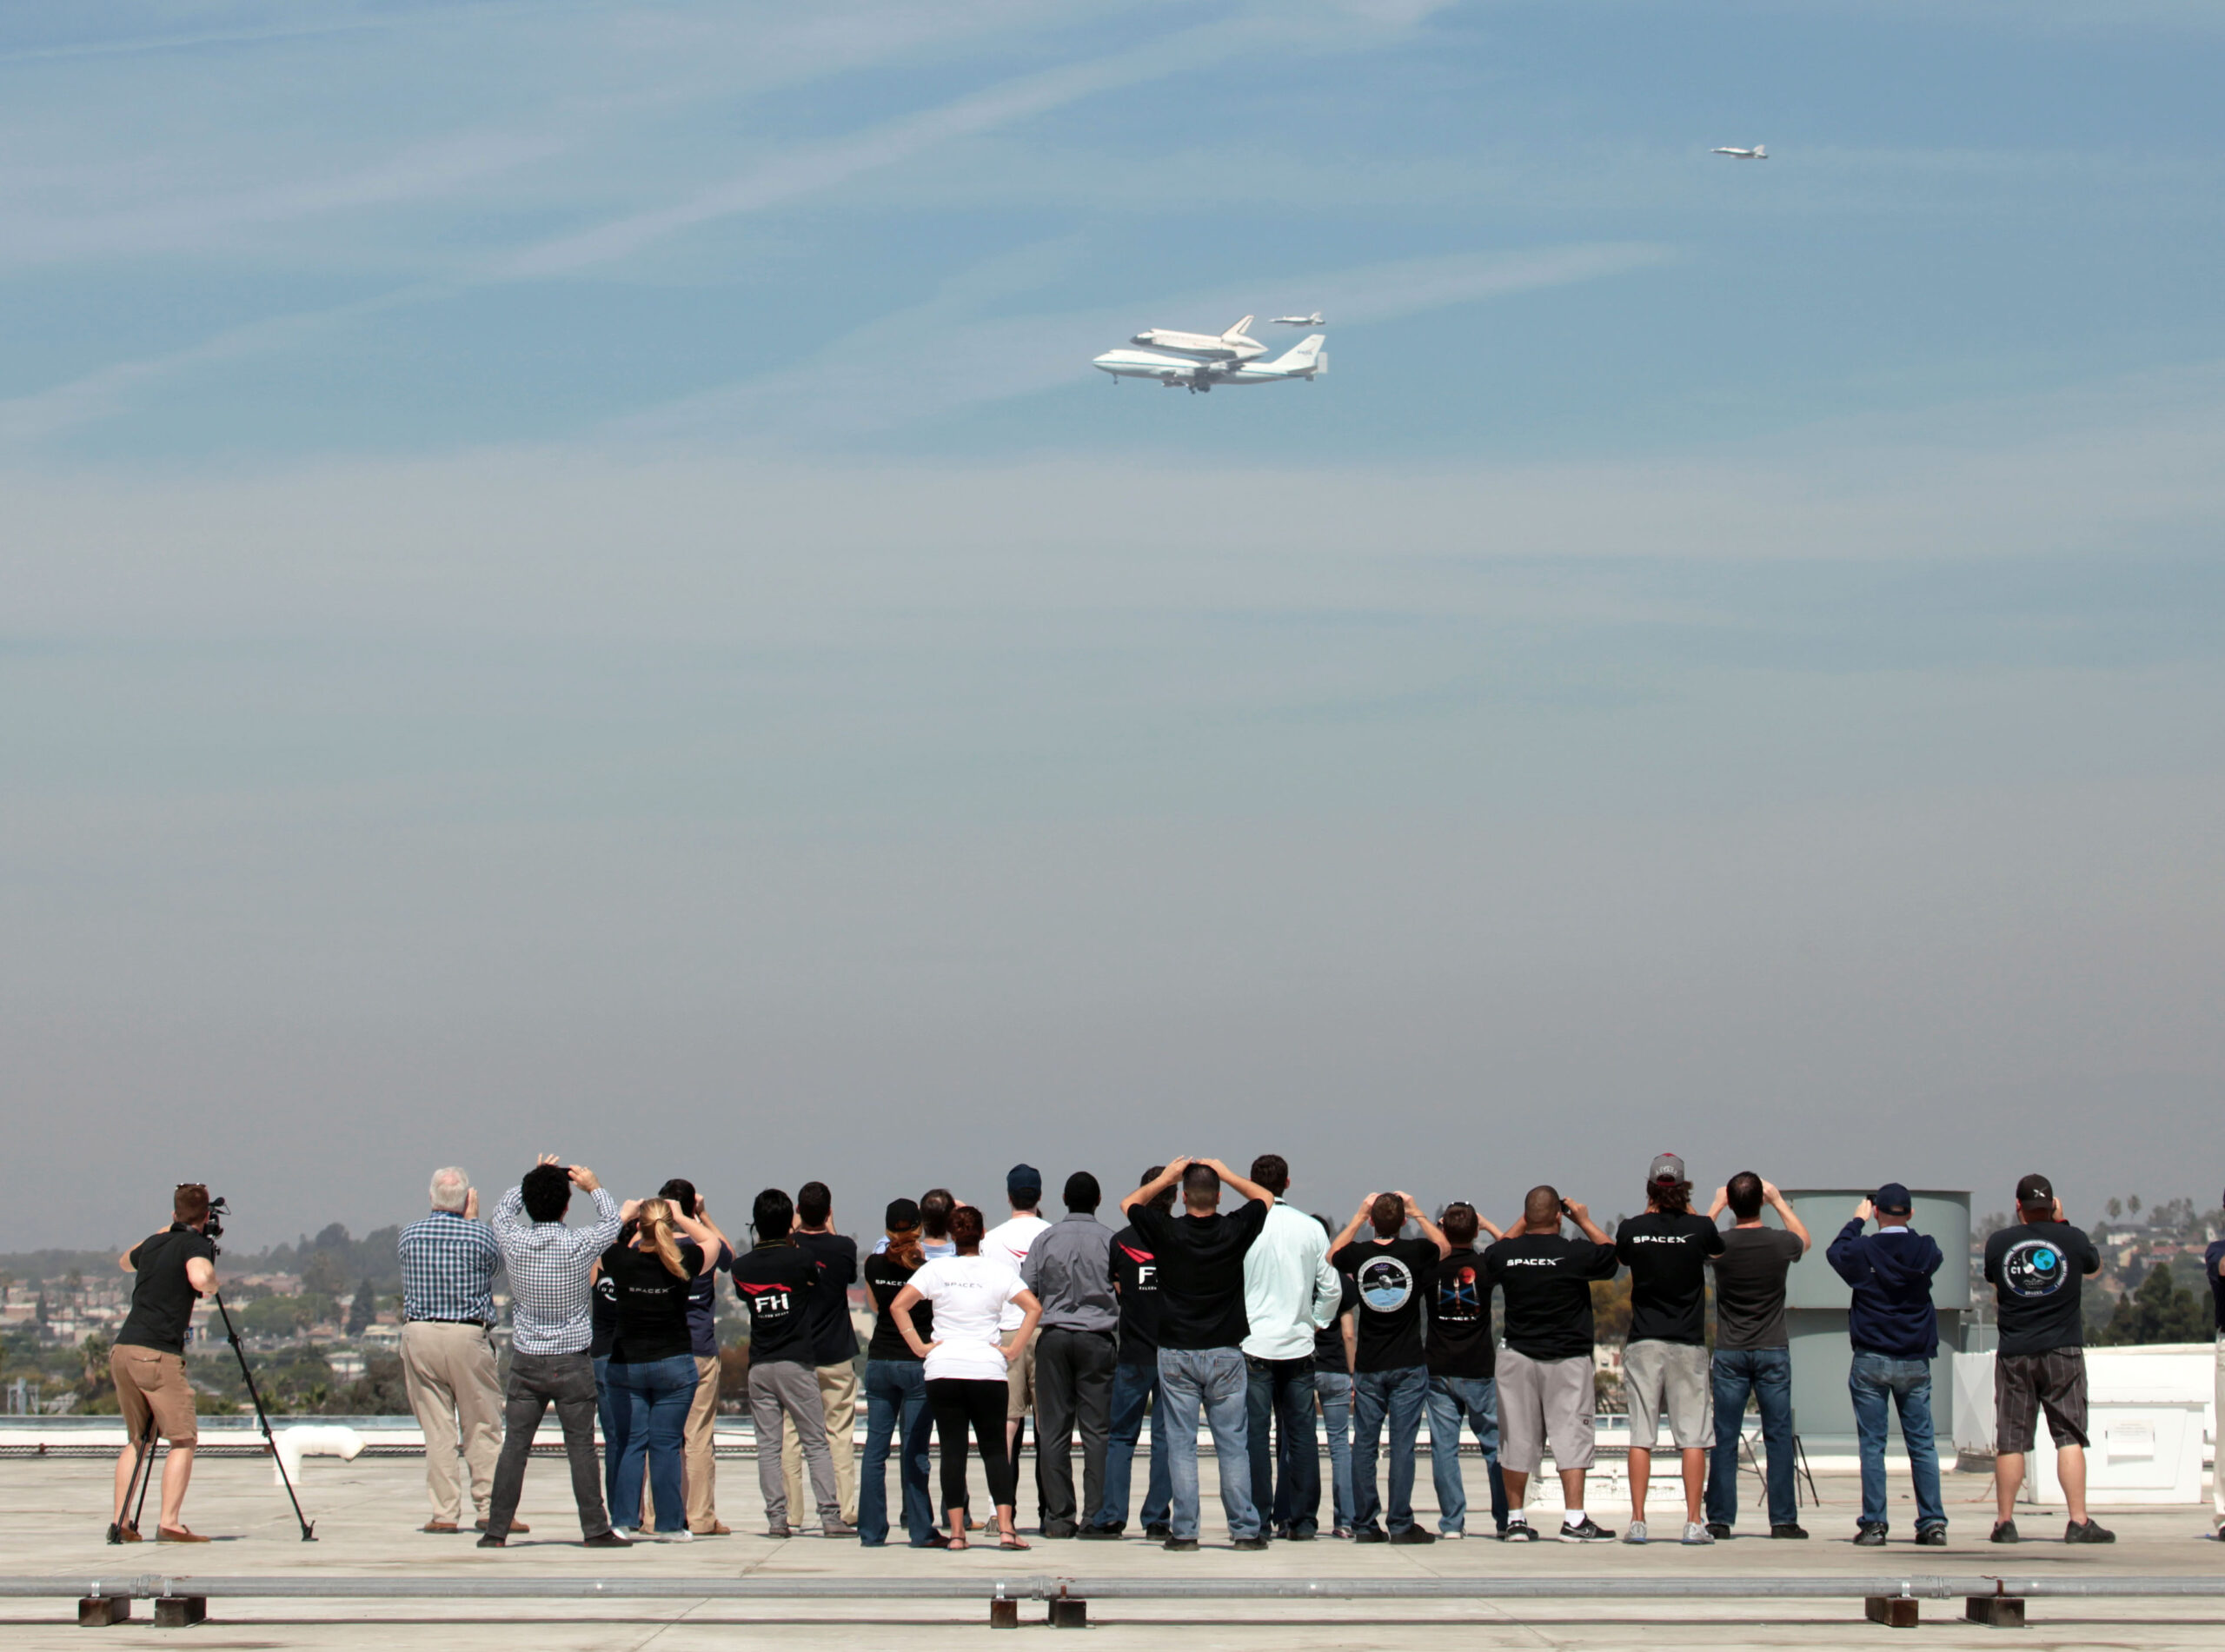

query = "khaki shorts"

[1005,1329,1039,1423]
[1624,1340,1713,1450]
[111,1345,197,1447]
[1497,1347,1595,1476]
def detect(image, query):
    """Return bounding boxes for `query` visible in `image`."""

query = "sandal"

[999,1532,1030,1550]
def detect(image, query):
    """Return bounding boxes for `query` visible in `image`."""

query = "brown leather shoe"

[694,1522,731,1536]
[111,1523,143,1543]
[156,1527,211,1543]
[422,1520,460,1533]
[475,1519,528,1534]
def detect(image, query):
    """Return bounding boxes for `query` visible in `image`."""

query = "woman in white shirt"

[890,1204,1043,1550]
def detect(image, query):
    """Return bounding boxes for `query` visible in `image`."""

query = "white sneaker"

[1624,1519,1649,1545]
[1439,1529,1465,1540]
[1682,1521,1714,1546]
[661,1529,694,1543]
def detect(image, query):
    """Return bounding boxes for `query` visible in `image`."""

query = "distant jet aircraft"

[1712,144,1767,159]
[1093,334,1326,394]
[1126,315,1265,362]
[1272,312,1324,326]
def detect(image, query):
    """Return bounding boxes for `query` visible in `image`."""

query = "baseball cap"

[2015,1173,2054,1208]
[885,1197,921,1230]
[1648,1153,1686,1184]
[1007,1163,1042,1202]
[1874,1182,1913,1213]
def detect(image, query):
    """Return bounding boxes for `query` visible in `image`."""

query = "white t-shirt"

[982,1212,1050,1331]
[910,1256,1026,1383]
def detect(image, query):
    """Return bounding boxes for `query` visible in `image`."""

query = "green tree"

[2107,1198,2123,1220]
[2096,1264,2208,1346]
[2129,1195,2142,1217]
[346,1280,376,1337]
[301,1249,348,1298]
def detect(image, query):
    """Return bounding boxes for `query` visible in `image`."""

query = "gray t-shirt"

[1708,1226,1805,1350]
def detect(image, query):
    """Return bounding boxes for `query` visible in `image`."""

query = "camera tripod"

[109,1293,315,1543]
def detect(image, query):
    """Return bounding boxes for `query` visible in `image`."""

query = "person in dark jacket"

[1826,1184,1946,1546]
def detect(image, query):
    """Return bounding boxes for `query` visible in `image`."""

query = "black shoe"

[1708,1522,1735,1540]
[1499,1522,1541,1542]
[1286,1524,1318,1542]
[2064,1519,2115,1544]
[1989,1519,2019,1544]
[1041,1523,1079,1540]
[1161,1536,1199,1552]
[1390,1526,1437,1545]
[1076,1524,1123,1541]
[1853,1523,1887,1547]
[475,1533,506,1549]
[1558,1517,1616,1543]
[1232,1536,1270,1550]
[1769,1523,1807,1540]
[1915,1525,1947,1547]
[1352,1526,1390,1544]
[1144,1523,1172,1541]
[582,1530,632,1549]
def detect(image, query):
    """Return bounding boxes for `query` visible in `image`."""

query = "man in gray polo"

[1022,1171,1120,1537]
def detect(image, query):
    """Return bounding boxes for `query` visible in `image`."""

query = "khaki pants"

[684,1354,721,1531]
[781,1362,860,1526]
[402,1321,502,1523]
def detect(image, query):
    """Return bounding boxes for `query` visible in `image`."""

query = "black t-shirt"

[863,1251,932,1362]
[600,1240,703,1364]
[2208,1239,2225,1337]
[1426,1246,1494,1378]
[1333,1237,1438,1373]
[1482,1233,1619,1362]
[1616,1211,1725,1345]
[794,1231,860,1367]
[1984,1221,2101,1357]
[730,1242,821,1366]
[1125,1198,1270,1351]
[1314,1270,1359,1374]
[1709,1226,1806,1350]
[590,1270,619,1359]
[117,1225,218,1356]
[1111,1225,1165,1367]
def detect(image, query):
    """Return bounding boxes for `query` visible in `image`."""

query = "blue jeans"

[1707,1347,1796,1529]
[1245,1356,1319,1535]
[593,1355,634,1523]
[1096,1359,1172,1532]
[1157,1346,1259,1542]
[859,1359,935,1546]
[604,1354,697,1534]
[1351,1365,1428,1536]
[1425,1375,1507,1536]
[1849,1351,1945,1532]
[1316,1370,1355,1531]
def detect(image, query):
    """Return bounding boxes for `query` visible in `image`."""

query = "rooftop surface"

[3,1453,2219,1651]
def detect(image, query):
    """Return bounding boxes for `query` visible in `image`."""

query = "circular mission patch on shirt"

[2001,1237,2068,1298]
[1357,1254,1416,1312]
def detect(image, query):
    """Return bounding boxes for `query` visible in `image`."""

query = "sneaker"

[1438,1529,1465,1541]
[661,1529,694,1543]
[820,1522,858,1539]
[582,1530,632,1548]
[1076,1524,1123,1541]
[1389,1527,1436,1545]
[1232,1536,1270,1551]
[1767,1523,1805,1540]
[765,1525,794,1539]
[1682,1522,1714,1546]
[1989,1519,2020,1544]
[1707,1523,1734,1540]
[1915,1525,1947,1547]
[1500,1521,1541,1543]
[1623,1519,1649,1545]
[1162,1536,1199,1552]
[1559,1517,1616,1543]
[1853,1523,1887,1547]
[2064,1519,2115,1544]
[1352,1526,1389,1543]
[475,1533,505,1549]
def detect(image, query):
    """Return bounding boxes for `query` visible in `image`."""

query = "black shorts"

[1995,1349,2089,1454]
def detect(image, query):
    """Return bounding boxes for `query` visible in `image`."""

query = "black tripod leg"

[110,1418,156,1543]
[215,1292,317,1541]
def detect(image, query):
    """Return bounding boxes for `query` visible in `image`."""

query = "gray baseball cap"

[1648,1153,1687,1184]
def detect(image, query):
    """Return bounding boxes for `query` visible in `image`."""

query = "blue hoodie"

[1826,1218,1941,1361]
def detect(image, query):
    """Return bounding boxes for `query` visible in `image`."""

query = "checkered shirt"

[489,1184,622,1356]
[397,1210,502,1325]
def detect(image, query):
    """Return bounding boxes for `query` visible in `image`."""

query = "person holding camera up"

[109,1183,222,1543]
[482,1155,628,1548]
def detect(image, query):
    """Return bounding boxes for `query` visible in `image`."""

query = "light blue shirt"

[1241,1199,1342,1360]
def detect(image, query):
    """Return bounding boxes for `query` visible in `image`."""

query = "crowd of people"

[104,1159,2214,1550]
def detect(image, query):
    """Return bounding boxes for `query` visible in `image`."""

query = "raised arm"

[1562,1198,1611,1247]
[1201,1158,1272,1206]
[1120,1158,1189,1215]
[1707,1185,1730,1223]
[1401,1193,1451,1258]
[185,1255,219,1296]
[490,1185,528,1235]
[1331,1193,1377,1254]
[671,1209,723,1277]
[1765,1182,1810,1253]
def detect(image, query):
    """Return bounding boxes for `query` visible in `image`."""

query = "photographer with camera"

[109,1184,222,1543]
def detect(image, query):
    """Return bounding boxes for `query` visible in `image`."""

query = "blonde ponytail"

[636,1198,689,1278]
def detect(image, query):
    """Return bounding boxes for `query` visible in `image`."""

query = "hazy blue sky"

[5,2,2222,1253]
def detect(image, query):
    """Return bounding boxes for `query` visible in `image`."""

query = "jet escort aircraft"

[1272,312,1324,326]
[1092,333,1326,393]
[1712,144,1767,159]
[1125,315,1265,362]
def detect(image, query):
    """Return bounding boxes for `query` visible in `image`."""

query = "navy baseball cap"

[885,1197,921,1230]
[1874,1182,1913,1214]
[1007,1163,1042,1202]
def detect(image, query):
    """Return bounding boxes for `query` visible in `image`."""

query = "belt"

[408,1317,489,1327]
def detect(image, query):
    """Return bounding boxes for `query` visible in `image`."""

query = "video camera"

[206,1196,229,1248]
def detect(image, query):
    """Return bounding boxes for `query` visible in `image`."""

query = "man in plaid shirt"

[480,1156,628,1548]
[397,1167,509,1534]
